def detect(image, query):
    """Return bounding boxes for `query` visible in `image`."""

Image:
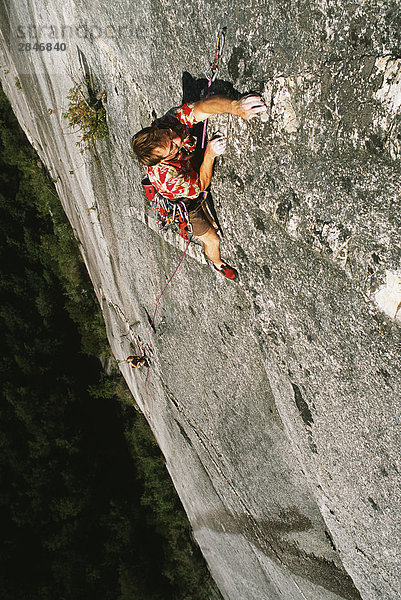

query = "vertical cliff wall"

[1,1,400,599]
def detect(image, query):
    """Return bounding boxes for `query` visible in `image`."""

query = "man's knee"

[198,227,220,247]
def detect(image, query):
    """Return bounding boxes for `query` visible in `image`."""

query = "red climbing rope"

[143,234,192,389]
[147,235,191,334]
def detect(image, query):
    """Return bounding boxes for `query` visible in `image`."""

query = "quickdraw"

[201,26,227,148]
[204,25,227,84]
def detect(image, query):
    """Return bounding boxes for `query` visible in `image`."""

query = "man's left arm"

[192,95,267,122]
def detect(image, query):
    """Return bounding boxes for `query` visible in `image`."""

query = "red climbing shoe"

[213,262,238,280]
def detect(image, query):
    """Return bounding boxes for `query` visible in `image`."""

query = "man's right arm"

[193,95,267,123]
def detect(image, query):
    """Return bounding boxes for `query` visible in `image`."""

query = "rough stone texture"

[1,1,400,599]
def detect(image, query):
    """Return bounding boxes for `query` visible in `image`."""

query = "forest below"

[0,84,220,600]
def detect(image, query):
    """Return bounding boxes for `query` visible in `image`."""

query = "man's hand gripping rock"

[233,95,267,120]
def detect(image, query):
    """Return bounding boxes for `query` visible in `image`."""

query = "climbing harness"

[142,176,193,241]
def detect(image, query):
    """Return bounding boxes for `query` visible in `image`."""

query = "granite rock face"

[1,1,400,599]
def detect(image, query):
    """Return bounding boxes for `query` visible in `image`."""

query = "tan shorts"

[188,203,212,237]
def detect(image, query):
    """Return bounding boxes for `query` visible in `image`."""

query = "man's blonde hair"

[130,127,168,166]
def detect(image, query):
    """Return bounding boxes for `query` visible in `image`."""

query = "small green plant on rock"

[62,76,108,153]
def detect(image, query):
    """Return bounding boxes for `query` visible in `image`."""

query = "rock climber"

[126,355,149,369]
[131,95,267,280]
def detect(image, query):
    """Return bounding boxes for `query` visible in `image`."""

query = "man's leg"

[196,227,223,268]
[188,200,238,279]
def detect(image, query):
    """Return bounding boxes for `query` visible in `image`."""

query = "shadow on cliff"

[181,71,240,105]
[193,507,362,600]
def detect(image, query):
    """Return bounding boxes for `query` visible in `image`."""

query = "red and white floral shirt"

[147,102,202,200]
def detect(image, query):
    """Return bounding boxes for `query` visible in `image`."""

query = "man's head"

[131,127,182,166]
